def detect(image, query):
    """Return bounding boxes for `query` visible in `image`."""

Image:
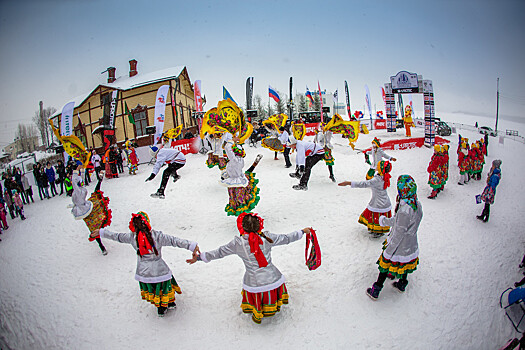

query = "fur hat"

[492,159,502,168]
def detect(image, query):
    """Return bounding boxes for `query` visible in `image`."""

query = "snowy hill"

[0,127,523,349]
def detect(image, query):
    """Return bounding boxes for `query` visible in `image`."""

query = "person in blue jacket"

[477,159,502,222]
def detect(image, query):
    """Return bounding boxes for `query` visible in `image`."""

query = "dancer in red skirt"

[188,213,311,324]
[338,160,393,238]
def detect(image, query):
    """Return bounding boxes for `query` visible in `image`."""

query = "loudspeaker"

[145,126,156,135]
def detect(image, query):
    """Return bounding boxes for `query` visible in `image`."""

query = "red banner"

[305,122,321,136]
[363,136,450,152]
[170,137,200,154]
[374,119,386,129]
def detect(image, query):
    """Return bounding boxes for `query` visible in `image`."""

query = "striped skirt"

[377,254,419,279]
[139,276,181,308]
[240,283,289,324]
[358,208,391,235]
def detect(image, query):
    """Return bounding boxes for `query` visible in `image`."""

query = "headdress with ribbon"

[397,175,418,211]
[129,212,155,256]
[376,160,392,189]
[372,137,381,148]
[237,213,267,268]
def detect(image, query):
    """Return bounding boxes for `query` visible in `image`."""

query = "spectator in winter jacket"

[56,160,66,195]
[3,189,15,219]
[477,159,502,223]
[0,196,8,230]
[91,151,103,181]
[45,162,58,197]
[38,163,50,199]
[12,190,25,220]
[20,173,34,203]
[33,164,46,200]
[13,168,26,204]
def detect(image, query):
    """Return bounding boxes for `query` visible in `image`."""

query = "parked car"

[436,121,452,136]
[479,126,497,137]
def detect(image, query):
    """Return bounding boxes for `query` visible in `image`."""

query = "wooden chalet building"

[51,60,199,152]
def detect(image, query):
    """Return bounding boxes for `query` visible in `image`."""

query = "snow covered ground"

[0,125,524,349]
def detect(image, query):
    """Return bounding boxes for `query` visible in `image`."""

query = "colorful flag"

[60,101,74,137]
[318,81,324,123]
[305,86,314,106]
[194,80,203,112]
[223,86,236,103]
[269,85,280,103]
[154,85,170,144]
[125,102,135,124]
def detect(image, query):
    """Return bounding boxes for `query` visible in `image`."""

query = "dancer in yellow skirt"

[366,175,423,300]
[90,212,200,317]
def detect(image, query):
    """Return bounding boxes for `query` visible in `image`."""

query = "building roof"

[53,66,185,117]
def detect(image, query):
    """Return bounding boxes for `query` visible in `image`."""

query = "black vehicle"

[436,121,452,136]
[479,126,497,137]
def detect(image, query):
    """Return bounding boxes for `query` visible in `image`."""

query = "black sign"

[145,126,156,135]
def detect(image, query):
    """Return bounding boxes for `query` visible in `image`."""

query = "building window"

[75,129,87,147]
[132,105,148,137]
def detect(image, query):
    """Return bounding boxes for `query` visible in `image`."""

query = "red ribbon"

[137,231,153,256]
[237,213,267,267]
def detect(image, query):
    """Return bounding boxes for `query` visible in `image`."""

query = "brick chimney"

[107,67,116,83]
[129,59,137,77]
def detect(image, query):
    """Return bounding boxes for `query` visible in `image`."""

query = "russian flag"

[269,85,280,103]
[305,86,314,106]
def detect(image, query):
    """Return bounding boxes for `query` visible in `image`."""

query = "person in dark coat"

[56,160,66,195]
[45,162,58,197]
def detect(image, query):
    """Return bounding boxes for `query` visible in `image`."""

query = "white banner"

[60,101,75,136]
[364,85,372,118]
[154,85,170,144]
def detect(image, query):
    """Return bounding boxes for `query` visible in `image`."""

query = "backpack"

[305,228,321,271]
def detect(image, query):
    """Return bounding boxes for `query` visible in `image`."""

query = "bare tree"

[15,123,39,154]
[254,95,267,122]
[32,106,57,147]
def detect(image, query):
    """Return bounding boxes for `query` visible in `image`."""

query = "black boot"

[366,282,383,300]
[392,278,408,293]
[157,306,167,317]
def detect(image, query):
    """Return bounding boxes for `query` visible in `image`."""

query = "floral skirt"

[83,191,112,232]
[377,254,419,279]
[428,171,442,189]
[323,147,335,166]
[261,137,284,152]
[241,283,289,324]
[481,185,496,204]
[225,172,260,216]
[206,154,228,170]
[139,276,181,308]
[358,208,391,234]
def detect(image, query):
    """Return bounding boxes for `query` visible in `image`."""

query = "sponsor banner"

[363,136,449,152]
[60,101,75,136]
[108,90,118,128]
[413,118,425,127]
[305,122,321,136]
[391,71,419,93]
[365,84,372,118]
[154,85,170,144]
[374,119,386,129]
[344,80,352,119]
[170,136,200,154]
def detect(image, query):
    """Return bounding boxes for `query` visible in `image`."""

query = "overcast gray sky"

[1,0,524,147]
